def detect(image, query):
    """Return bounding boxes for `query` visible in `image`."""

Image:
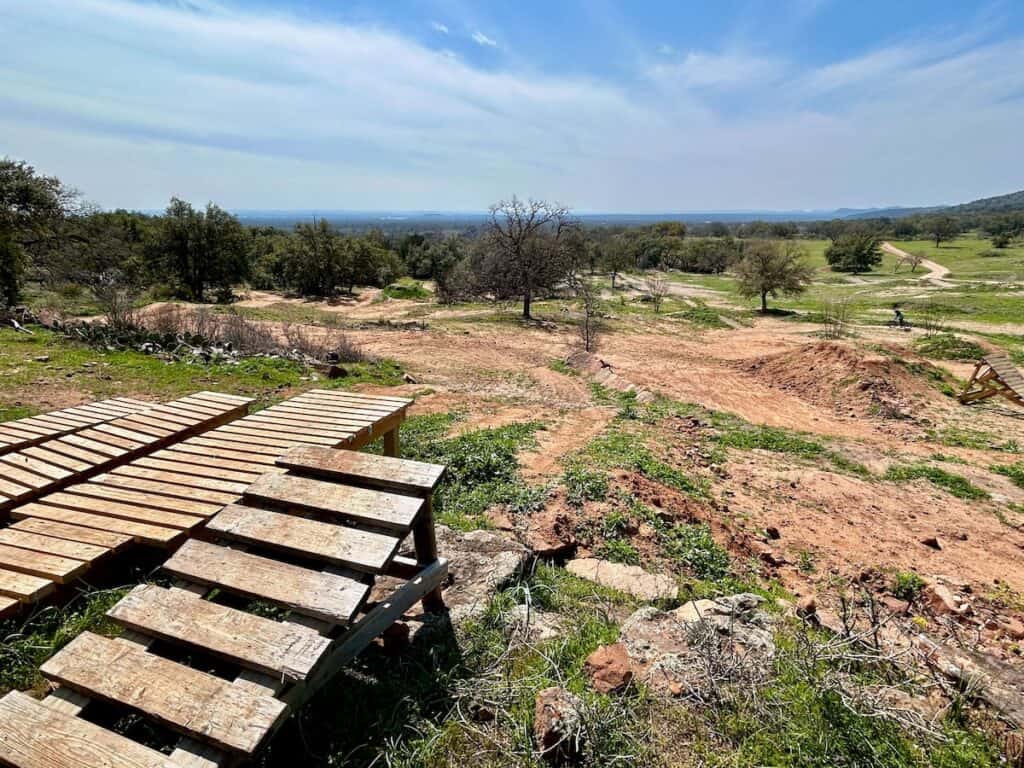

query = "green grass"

[583,429,706,497]
[927,426,1021,453]
[991,462,1024,489]
[885,464,991,501]
[381,278,430,301]
[890,236,1024,279]
[914,333,984,361]
[562,463,610,507]
[0,326,404,408]
[892,571,927,601]
[372,412,545,529]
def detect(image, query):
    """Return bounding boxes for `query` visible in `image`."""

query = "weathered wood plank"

[110,465,250,495]
[162,540,369,625]
[40,491,206,530]
[243,473,422,533]
[187,436,283,457]
[213,426,338,447]
[0,528,109,562]
[132,457,259,485]
[169,442,278,466]
[0,566,54,602]
[21,446,90,473]
[2,452,72,481]
[107,584,331,682]
[0,543,87,583]
[12,503,183,547]
[40,632,288,755]
[11,517,132,550]
[71,483,223,518]
[0,690,179,768]
[207,504,400,573]
[91,474,238,506]
[278,446,445,495]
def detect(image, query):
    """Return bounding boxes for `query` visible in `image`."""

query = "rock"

[403,373,418,384]
[523,511,577,559]
[765,526,781,540]
[1000,618,1024,641]
[533,687,584,764]
[435,526,529,625]
[921,536,942,550]
[566,558,676,601]
[584,644,633,694]
[880,595,910,615]
[796,595,817,619]
[923,583,968,616]
[33,355,49,363]
[505,604,563,642]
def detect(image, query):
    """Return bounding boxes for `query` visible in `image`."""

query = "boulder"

[584,643,633,694]
[533,687,584,764]
[923,582,969,616]
[566,558,676,601]
[435,526,529,625]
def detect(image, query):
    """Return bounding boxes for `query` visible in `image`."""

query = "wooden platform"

[0,398,151,456]
[0,390,410,617]
[960,353,1024,408]
[0,448,448,767]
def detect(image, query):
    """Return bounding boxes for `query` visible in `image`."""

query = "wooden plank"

[71,483,223,518]
[187,391,253,407]
[0,543,87,583]
[110,417,176,438]
[169,442,278,466]
[2,452,72,481]
[187,436,284,457]
[107,584,331,682]
[41,491,206,530]
[55,433,124,458]
[213,426,338,447]
[244,473,422,533]
[12,503,183,547]
[0,527,109,562]
[40,632,288,755]
[278,446,445,494]
[151,450,264,477]
[110,465,250,495]
[0,566,54,602]
[0,690,179,768]
[36,439,109,466]
[207,504,400,573]
[162,540,369,625]
[232,416,356,438]
[11,517,132,550]
[0,477,33,503]
[91,474,239,506]
[21,446,90,473]
[132,457,259,485]
[92,422,160,445]
[247,411,367,430]
[0,462,50,491]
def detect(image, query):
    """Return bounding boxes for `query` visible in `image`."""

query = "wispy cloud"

[648,50,785,88]
[471,30,497,47]
[430,21,448,34]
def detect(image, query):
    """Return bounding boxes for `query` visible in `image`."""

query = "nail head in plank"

[162,540,369,625]
[208,504,400,573]
[40,632,288,755]
[244,472,422,533]
[107,584,331,682]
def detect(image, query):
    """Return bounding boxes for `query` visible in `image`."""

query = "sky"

[2,0,1024,212]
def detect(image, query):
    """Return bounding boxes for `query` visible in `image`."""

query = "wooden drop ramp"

[959,353,1024,408]
[0,446,449,768]
[0,398,151,456]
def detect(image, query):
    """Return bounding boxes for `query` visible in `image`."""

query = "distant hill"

[944,189,1024,215]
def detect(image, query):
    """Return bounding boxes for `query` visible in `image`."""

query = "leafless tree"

[576,278,603,352]
[477,197,581,319]
[647,276,669,313]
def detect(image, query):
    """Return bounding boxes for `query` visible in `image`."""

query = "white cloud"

[648,50,785,88]
[471,30,497,47]
[431,21,448,34]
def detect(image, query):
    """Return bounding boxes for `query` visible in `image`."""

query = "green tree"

[735,240,814,313]
[601,235,633,289]
[825,232,882,274]
[926,215,959,247]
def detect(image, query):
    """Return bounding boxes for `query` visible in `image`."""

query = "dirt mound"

[741,341,942,421]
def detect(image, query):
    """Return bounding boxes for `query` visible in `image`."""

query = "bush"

[825,232,882,273]
[563,463,610,506]
[913,333,983,361]
[892,571,926,600]
[662,523,730,580]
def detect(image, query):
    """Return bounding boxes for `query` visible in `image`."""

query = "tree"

[576,278,603,352]
[735,240,814,313]
[477,197,580,319]
[825,232,882,274]
[926,216,959,248]
[601,235,633,289]
[0,158,78,306]
[646,276,669,313]
[146,198,249,301]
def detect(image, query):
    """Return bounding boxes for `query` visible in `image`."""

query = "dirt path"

[881,241,954,287]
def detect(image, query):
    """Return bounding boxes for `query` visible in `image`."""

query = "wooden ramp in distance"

[0,398,150,456]
[0,448,448,767]
[959,353,1024,408]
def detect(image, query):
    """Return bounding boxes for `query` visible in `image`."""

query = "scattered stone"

[923,583,969,616]
[921,536,942,551]
[33,355,49,363]
[765,526,781,540]
[403,373,418,384]
[584,643,633,694]
[533,687,584,764]
[796,595,817,619]
[566,558,676,601]
[505,604,564,642]
[1000,618,1024,641]
[880,595,910,615]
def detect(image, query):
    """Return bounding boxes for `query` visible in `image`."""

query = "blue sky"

[3,0,1023,212]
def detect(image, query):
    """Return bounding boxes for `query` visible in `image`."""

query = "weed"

[548,358,576,376]
[597,538,641,565]
[796,549,816,574]
[885,464,991,501]
[563,463,610,507]
[662,523,730,580]
[892,571,926,601]
[913,333,984,361]
[991,462,1024,489]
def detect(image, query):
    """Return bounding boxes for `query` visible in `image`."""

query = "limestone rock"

[504,604,564,642]
[584,643,633,694]
[566,558,676,601]
[534,687,584,764]
[923,582,969,616]
[435,525,529,625]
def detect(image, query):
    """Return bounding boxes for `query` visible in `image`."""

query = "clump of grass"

[661,523,730,580]
[584,430,706,497]
[885,464,990,501]
[671,300,729,329]
[991,462,1024,489]
[913,333,984,361]
[548,358,576,376]
[928,426,1020,453]
[562,463,610,507]
[718,423,826,458]
[892,571,926,601]
[597,538,641,565]
[381,278,430,301]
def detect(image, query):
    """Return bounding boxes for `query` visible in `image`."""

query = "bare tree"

[478,197,581,319]
[647,276,669,313]
[576,278,603,352]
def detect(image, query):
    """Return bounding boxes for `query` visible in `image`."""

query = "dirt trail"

[881,241,954,287]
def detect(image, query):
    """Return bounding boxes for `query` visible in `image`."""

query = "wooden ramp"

[0,391,410,617]
[0,448,447,767]
[0,398,151,456]
[0,393,253,617]
[959,353,1024,408]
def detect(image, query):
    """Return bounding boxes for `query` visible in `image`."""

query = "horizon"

[4,0,1023,212]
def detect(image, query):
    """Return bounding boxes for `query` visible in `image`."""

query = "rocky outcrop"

[435,526,530,625]
[566,558,677,601]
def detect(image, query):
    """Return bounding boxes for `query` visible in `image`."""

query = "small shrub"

[382,279,429,300]
[913,333,983,361]
[892,571,926,601]
[563,463,609,506]
[662,523,730,580]
[597,538,641,565]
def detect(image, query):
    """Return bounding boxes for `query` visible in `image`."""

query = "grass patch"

[661,523,731,580]
[991,462,1024,489]
[926,426,1022,452]
[914,333,984,362]
[583,429,706,497]
[373,412,545,529]
[562,463,610,507]
[548,358,576,376]
[885,464,990,501]
[381,278,430,301]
